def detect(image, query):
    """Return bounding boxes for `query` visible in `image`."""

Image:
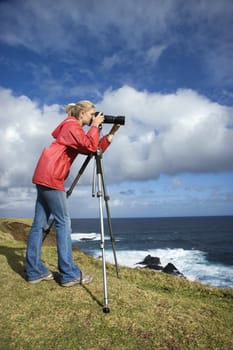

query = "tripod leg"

[96,171,110,313]
[98,153,120,278]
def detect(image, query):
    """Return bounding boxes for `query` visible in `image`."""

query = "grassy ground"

[0,218,233,350]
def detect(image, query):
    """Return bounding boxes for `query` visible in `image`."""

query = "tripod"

[43,150,120,313]
[92,148,121,313]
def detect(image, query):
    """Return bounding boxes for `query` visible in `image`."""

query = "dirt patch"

[0,218,56,246]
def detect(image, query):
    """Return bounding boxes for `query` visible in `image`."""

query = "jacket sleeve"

[98,135,110,153]
[55,122,110,155]
[75,129,111,154]
[69,125,100,154]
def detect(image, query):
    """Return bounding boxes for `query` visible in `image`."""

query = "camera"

[95,112,125,125]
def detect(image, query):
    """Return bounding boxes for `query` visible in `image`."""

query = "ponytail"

[65,100,95,118]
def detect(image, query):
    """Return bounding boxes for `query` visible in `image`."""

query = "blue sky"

[0,0,233,218]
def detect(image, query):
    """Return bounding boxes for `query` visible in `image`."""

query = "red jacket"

[32,116,110,190]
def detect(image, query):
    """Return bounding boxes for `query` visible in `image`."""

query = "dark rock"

[162,263,185,277]
[137,254,186,278]
[137,254,161,266]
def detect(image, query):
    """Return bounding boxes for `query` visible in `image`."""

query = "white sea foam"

[71,232,98,241]
[71,232,112,241]
[91,248,233,288]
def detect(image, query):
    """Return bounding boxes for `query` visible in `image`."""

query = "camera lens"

[95,112,125,125]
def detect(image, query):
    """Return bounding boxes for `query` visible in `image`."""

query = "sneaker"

[28,272,54,284]
[81,274,93,285]
[61,274,93,287]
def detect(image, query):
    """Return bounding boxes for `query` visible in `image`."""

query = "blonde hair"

[65,100,95,118]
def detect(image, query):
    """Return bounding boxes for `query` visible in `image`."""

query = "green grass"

[0,219,233,350]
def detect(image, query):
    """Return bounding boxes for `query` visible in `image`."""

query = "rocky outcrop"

[137,254,185,278]
[137,255,163,271]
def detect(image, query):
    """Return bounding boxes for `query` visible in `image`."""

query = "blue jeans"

[26,185,81,284]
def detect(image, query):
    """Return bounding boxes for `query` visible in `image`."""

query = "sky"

[0,0,233,219]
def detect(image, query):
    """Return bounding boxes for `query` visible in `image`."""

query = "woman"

[26,100,120,287]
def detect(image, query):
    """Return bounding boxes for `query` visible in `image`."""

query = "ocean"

[71,216,233,288]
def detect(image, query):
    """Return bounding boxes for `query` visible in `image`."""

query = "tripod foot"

[103,307,110,314]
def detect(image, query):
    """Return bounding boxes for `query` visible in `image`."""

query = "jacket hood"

[52,116,78,139]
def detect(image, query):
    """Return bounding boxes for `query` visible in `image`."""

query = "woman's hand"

[92,112,105,128]
[106,124,121,142]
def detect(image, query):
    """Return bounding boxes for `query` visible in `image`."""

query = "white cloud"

[1,85,233,217]
[98,86,233,180]
[102,54,122,70]
[0,88,63,187]
[1,86,232,192]
[145,45,166,65]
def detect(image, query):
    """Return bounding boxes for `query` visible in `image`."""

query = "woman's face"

[81,107,95,126]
